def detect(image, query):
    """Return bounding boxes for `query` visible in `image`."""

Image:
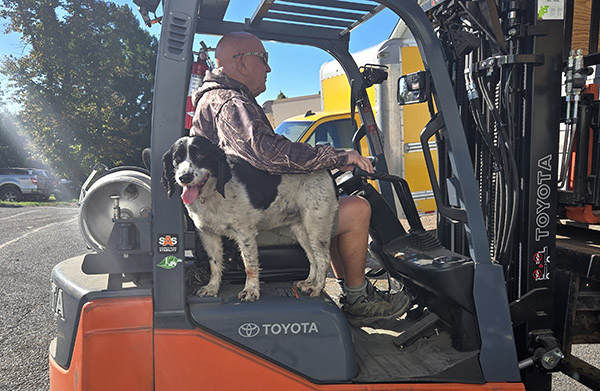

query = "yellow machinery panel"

[322,74,376,114]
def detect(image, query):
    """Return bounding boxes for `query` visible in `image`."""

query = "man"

[190,32,411,326]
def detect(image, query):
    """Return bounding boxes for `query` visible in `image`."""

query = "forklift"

[49,0,599,390]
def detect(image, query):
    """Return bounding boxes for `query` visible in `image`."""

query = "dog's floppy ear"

[213,145,232,198]
[161,143,177,198]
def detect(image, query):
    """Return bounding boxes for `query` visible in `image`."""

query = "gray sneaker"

[341,281,412,327]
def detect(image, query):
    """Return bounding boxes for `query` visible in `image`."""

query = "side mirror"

[397,71,430,105]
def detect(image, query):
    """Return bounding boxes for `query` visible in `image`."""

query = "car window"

[305,118,356,149]
[14,168,35,175]
[274,121,312,142]
[1,168,30,175]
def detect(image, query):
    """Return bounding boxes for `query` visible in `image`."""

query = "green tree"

[0,110,28,167]
[0,0,157,182]
[276,90,287,100]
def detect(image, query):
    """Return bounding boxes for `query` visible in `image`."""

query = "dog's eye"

[190,149,205,160]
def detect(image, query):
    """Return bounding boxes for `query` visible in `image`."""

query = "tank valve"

[111,195,121,220]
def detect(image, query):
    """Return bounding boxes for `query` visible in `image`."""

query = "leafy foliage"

[0,110,30,167]
[0,0,157,182]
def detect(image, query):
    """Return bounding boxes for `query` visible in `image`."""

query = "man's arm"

[216,97,350,174]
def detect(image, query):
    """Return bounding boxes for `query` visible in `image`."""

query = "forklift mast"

[422,0,600,388]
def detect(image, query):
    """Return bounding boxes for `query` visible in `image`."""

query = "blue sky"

[0,0,399,109]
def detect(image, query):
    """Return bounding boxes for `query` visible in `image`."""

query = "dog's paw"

[197,284,219,297]
[238,287,260,302]
[294,280,323,297]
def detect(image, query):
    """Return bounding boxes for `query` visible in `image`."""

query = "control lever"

[333,156,378,180]
[352,168,426,234]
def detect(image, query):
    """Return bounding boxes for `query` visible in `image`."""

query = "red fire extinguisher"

[185,42,213,130]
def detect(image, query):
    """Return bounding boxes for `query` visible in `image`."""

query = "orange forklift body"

[49,298,153,391]
[51,296,525,391]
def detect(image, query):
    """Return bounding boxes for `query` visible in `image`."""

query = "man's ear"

[235,56,250,77]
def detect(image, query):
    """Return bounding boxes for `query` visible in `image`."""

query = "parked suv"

[0,168,51,202]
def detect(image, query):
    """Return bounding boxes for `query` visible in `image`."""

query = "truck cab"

[0,167,50,202]
[275,110,364,150]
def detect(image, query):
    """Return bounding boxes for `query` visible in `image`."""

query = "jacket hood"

[192,69,248,107]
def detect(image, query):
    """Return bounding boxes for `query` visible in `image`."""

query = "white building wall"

[262,93,321,127]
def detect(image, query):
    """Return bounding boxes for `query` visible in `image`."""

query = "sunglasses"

[233,51,269,66]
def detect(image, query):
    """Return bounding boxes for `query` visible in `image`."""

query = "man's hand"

[339,150,374,174]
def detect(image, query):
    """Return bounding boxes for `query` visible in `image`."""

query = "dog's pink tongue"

[181,185,200,204]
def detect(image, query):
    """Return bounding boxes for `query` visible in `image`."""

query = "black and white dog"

[162,136,338,301]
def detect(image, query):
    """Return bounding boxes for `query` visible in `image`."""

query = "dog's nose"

[178,173,194,184]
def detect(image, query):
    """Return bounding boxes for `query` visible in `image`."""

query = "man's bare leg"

[330,195,371,287]
[331,195,412,326]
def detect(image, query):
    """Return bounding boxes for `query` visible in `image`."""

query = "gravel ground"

[0,204,86,391]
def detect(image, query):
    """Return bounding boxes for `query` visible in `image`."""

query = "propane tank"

[79,167,151,252]
[185,44,213,129]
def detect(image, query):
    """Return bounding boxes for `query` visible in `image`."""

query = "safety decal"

[537,0,564,20]
[532,246,550,281]
[158,234,178,253]
[157,255,182,270]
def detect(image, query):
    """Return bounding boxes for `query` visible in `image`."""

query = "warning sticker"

[532,246,551,281]
[158,234,179,253]
[537,0,564,20]
[158,255,182,270]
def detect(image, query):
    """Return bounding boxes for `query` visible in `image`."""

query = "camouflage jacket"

[190,69,348,175]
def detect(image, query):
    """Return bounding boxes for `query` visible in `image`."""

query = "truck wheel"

[0,186,22,202]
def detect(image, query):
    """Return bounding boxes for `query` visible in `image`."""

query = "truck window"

[306,119,355,149]
[274,121,312,142]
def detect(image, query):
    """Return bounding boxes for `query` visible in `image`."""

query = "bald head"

[215,32,260,66]
[215,32,271,97]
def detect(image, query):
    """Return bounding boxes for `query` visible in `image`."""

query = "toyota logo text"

[238,323,261,338]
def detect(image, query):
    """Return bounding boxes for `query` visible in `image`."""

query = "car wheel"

[0,186,22,202]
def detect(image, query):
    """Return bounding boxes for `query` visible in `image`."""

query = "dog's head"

[161,136,232,203]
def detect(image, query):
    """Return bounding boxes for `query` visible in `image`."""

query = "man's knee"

[342,195,371,217]
[339,195,371,227]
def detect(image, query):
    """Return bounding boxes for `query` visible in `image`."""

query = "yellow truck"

[276,37,437,215]
[274,110,368,151]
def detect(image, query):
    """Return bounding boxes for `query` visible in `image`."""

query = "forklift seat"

[191,228,311,283]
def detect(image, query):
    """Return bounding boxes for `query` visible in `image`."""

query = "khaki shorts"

[256,208,339,247]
